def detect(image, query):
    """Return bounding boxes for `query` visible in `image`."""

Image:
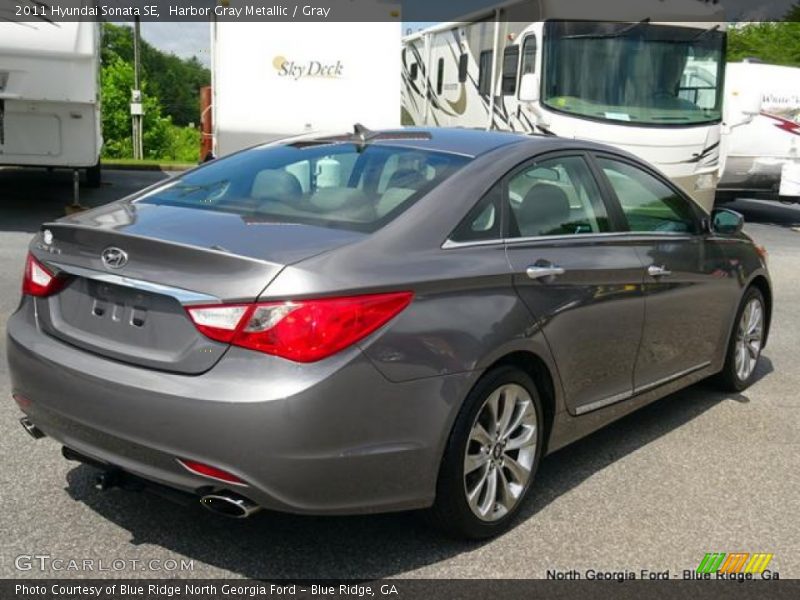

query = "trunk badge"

[101,247,129,269]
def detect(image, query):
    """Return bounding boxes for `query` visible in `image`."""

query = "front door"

[594,155,739,389]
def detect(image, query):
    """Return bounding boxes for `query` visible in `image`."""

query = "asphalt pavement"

[0,168,798,579]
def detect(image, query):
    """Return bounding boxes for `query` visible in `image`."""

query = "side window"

[458,53,469,83]
[502,46,519,95]
[409,62,418,81]
[521,36,536,75]
[506,156,610,238]
[436,58,444,95]
[597,158,697,233]
[450,184,503,242]
[478,50,493,96]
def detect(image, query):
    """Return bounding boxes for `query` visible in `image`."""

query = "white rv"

[717,61,800,202]
[210,1,401,157]
[0,18,102,186]
[401,0,744,211]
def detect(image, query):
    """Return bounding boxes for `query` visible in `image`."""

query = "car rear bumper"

[7,300,474,515]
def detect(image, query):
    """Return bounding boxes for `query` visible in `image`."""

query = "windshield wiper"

[690,24,720,41]
[561,19,650,40]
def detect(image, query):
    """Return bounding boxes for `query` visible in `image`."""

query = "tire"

[85,161,102,188]
[427,366,544,540]
[715,287,766,393]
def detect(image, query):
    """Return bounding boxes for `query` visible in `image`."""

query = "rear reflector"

[22,253,67,297]
[186,291,413,363]
[177,458,245,485]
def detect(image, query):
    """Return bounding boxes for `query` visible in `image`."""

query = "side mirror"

[519,73,540,103]
[712,208,744,235]
[739,89,762,118]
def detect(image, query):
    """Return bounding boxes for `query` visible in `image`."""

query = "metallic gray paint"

[6,128,772,516]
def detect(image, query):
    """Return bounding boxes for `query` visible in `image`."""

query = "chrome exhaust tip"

[200,493,261,518]
[20,417,46,440]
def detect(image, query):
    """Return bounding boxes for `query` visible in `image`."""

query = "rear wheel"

[715,287,766,392]
[428,366,544,539]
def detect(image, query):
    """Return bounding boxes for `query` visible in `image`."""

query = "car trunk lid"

[33,201,365,374]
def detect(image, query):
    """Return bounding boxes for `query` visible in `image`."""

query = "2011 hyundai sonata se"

[7,127,772,538]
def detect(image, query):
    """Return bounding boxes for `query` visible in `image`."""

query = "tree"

[101,23,210,127]
[100,56,172,159]
[727,22,800,67]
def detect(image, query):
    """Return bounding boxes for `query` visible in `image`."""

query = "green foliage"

[100,23,207,162]
[727,21,800,67]
[102,23,210,127]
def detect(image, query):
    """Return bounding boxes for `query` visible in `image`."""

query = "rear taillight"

[22,253,67,297]
[177,458,245,485]
[186,292,413,363]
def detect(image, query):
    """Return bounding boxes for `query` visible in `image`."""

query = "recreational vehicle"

[210,1,401,157]
[0,18,102,186]
[717,61,800,202]
[401,0,752,211]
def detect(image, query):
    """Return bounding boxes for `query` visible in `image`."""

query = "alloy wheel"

[463,383,538,522]
[735,298,764,382]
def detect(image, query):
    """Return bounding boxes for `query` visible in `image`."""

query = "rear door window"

[505,155,611,237]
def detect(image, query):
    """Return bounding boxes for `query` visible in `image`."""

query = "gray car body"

[7,129,772,515]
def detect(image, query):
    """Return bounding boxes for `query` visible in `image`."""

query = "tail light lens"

[22,253,67,297]
[186,292,413,363]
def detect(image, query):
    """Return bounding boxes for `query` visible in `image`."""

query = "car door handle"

[647,264,672,278]
[526,265,566,280]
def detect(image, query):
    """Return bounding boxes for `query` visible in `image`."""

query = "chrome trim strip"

[574,361,712,416]
[49,262,221,306]
[574,389,633,416]
[442,231,694,250]
[633,361,712,396]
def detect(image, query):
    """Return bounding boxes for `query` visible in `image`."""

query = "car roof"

[310,127,537,158]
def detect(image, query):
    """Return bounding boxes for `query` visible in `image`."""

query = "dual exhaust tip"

[200,493,261,518]
[22,417,261,519]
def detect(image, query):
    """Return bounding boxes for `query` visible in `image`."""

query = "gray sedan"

[7,127,771,539]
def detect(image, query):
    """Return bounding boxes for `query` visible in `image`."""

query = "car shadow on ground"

[0,168,172,233]
[62,356,774,580]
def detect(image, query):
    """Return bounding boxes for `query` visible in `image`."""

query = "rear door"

[593,154,738,390]
[503,152,646,414]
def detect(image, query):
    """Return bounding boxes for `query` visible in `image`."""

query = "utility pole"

[130,17,144,159]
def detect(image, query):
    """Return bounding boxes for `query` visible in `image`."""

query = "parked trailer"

[718,61,800,202]
[210,1,401,157]
[0,18,102,186]
[401,0,761,212]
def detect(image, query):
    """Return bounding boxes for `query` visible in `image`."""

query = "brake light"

[22,253,66,297]
[186,292,413,362]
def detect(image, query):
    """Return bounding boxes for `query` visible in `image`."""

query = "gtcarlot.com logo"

[695,552,777,579]
[15,554,194,572]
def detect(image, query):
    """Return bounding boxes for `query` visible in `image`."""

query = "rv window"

[437,58,445,95]
[458,54,469,83]
[502,46,520,95]
[409,63,418,81]
[478,50,493,96]
[521,36,537,75]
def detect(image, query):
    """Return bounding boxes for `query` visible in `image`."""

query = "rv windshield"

[542,21,724,126]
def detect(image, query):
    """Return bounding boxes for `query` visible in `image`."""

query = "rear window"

[136,142,470,233]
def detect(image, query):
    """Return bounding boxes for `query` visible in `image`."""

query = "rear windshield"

[136,141,471,233]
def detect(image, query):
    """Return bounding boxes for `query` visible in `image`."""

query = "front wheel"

[428,366,544,539]
[715,287,766,392]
